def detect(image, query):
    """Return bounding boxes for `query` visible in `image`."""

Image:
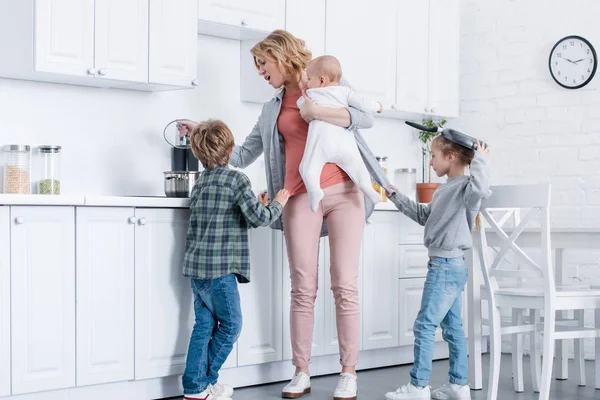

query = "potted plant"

[416,118,446,203]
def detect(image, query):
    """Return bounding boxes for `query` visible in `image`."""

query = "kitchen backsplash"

[0,35,421,196]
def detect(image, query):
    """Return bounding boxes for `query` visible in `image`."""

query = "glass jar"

[395,168,417,202]
[3,145,31,194]
[373,156,389,202]
[38,146,62,195]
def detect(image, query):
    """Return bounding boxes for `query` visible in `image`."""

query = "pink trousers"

[282,180,365,367]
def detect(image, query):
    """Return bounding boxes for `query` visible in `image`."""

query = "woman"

[182,30,390,400]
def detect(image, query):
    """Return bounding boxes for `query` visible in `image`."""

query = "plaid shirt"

[182,166,283,283]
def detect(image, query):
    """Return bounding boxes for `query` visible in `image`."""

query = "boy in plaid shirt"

[182,119,290,400]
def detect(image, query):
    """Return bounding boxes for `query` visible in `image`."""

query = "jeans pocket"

[192,278,212,294]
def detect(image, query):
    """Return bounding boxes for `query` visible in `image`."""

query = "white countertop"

[0,194,399,211]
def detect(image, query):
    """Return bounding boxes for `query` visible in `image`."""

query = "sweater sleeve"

[463,152,492,209]
[389,191,431,226]
[235,174,283,228]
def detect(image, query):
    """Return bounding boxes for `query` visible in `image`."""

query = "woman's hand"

[177,120,197,137]
[299,91,319,123]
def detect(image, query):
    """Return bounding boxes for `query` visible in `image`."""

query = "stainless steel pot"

[164,171,199,197]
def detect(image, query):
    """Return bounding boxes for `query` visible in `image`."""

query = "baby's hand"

[258,191,269,206]
[273,189,291,207]
[476,140,490,156]
[385,185,398,198]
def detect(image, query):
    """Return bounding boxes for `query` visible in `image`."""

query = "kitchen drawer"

[398,213,424,244]
[398,244,429,278]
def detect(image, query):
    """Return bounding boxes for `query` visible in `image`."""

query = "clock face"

[549,35,597,89]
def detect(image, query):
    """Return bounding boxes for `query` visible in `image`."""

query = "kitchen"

[0,1,599,400]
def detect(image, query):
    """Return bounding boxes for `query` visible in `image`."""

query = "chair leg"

[530,309,541,393]
[512,309,524,392]
[574,310,586,387]
[487,304,502,400]
[596,309,600,390]
[554,249,568,381]
[539,306,556,400]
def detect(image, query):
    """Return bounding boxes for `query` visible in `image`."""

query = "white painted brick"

[538,120,582,135]
[579,145,600,161]
[505,107,546,123]
[539,147,578,163]
[581,119,600,133]
[556,161,600,176]
[537,93,582,107]
[495,95,537,110]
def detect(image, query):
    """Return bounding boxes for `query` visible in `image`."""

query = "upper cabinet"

[0,0,198,90]
[286,0,325,58]
[326,0,398,109]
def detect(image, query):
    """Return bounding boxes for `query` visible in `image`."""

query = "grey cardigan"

[229,83,397,236]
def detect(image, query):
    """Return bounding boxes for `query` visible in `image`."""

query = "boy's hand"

[258,191,269,206]
[476,140,490,156]
[385,185,398,198]
[273,189,291,207]
[176,120,197,137]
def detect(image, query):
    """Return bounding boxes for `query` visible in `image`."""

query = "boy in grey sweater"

[384,135,491,400]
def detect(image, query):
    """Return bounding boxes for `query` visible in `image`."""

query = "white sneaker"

[184,383,233,399]
[431,383,471,400]
[282,372,311,398]
[384,383,431,400]
[333,373,358,400]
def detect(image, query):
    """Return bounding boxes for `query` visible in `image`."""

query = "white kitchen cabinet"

[94,0,149,83]
[0,207,10,397]
[198,0,285,34]
[10,207,75,395]
[282,238,327,360]
[76,207,135,386]
[325,0,397,109]
[398,245,429,278]
[148,0,199,88]
[285,0,325,58]
[237,228,283,366]
[134,208,200,379]
[362,212,400,350]
[394,0,460,118]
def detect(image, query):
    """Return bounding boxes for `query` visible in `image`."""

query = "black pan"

[405,121,487,151]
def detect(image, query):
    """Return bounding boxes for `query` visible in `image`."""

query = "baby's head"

[429,135,475,177]
[189,119,235,170]
[305,55,342,89]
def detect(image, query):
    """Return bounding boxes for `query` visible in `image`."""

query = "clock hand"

[573,58,585,64]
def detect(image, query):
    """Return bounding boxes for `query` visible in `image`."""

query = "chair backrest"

[476,184,554,297]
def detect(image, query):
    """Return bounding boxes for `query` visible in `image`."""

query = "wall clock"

[549,35,597,89]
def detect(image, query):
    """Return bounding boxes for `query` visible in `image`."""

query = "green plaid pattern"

[182,166,283,283]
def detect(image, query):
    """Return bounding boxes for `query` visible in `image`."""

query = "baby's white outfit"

[297,86,382,212]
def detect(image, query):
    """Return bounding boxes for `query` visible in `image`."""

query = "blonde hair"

[189,119,235,170]
[308,55,342,82]
[251,29,312,85]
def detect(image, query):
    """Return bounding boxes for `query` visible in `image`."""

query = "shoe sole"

[432,396,470,400]
[282,387,311,398]
[333,394,357,400]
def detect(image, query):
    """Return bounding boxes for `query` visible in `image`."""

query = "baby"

[298,55,383,212]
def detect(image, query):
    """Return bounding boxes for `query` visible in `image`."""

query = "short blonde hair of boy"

[189,119,235,170]
[251,29,312,85]
[308,55,342,83]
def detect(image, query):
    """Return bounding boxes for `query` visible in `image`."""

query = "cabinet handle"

[424,107,430,113]
[138,217,147,226]
[98,69,107,76]
[241,20,247,26]
[191,79,199,87]
[128,217,137,224]
[14,217,25,225]
[87,68,96,76]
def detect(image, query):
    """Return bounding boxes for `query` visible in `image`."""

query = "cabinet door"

[134,208,198,379]
[76,208,135,386]
[398,245,429,278]
[0,207,9,397]
[34,0,95,76]
[395,0,430,114]
[285,0,325,57]
[362,213,399,350]
[198,0,285,32]
[95,0,148,82]
[11,206,75,394]
[325,0,397,108]
[398,278,443,346]
[282,237,327,360]
[427,0,460,118]
[149,0,198,87]
[237,228,283,366]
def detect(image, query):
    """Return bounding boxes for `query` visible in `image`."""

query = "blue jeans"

[182,274,243,395]
[410,257,469,387]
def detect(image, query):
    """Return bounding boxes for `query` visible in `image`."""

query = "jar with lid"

[38,145,62,195]
[3,145,31,194]
[373,156,389,202]
[395,168,417,202]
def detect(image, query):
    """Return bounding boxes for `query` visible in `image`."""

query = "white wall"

[0,35,418,197]
[460,0,600,358]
